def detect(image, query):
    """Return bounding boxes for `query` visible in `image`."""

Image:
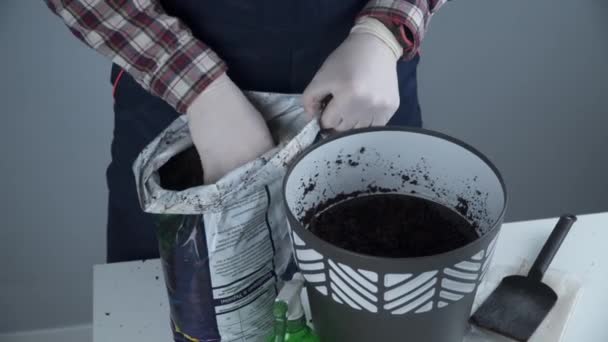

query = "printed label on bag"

[205,189,278,341]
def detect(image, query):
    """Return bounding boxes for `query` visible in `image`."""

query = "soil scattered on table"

[307,194,478,258]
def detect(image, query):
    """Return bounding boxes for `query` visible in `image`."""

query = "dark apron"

[107,0,422,263]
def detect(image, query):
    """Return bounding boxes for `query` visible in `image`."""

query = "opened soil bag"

[133,93,319,341]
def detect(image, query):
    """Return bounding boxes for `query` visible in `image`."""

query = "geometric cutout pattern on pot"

[441,278,476,293]
[383,273,437,314]
[414,301,434,313]
[358,269,379,282]
[292,231,328,296]
[298,262,324,272]
[329,260,378,313]
[295,248,323,262]
[454,260,482,272]
[331,282,363,311]
[383,271,437,302]
[330,268,378,313]
[390,288,436,315]
[384,273,413,288]
[303,272,326,283]
[435,236,500,310]
[439,290,464,301]
[443,267,478,281]
[332,293,344,304]
[429,238,498,313]
[334,261,378,294]
[292,231,306,246]
[316,286,328,296]
[291,230,501,315]
[471,250,484,261]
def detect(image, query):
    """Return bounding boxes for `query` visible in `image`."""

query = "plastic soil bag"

[133,93,319,342]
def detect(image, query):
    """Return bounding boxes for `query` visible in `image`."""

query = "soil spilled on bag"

[307,194,478,258]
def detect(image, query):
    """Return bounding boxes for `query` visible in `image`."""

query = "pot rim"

[282,126,509,263]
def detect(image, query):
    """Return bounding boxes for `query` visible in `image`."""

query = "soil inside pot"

[307,194,479,258]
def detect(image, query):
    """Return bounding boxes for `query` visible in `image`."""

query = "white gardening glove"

[186,73,274,184]
[303,17,404,131]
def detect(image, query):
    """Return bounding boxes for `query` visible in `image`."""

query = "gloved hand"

[186,73,275,184]
[303,17,403,131]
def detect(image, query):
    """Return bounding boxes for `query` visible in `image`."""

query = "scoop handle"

[528,214,577,281]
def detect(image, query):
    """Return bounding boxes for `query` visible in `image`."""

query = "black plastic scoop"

[470,214,577,341]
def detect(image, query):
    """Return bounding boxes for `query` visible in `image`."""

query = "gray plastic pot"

[283,127,507,342]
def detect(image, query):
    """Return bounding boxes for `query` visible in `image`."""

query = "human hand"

[303,18,403,131]
[186,73,274,184]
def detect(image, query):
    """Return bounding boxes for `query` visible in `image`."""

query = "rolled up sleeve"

[45,0,227,113]
[360,0,448,60]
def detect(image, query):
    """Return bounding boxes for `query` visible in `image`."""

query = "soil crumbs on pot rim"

[307,194,479,258]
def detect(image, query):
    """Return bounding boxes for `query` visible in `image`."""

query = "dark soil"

[307,194,478,258]
[159,147,204,190]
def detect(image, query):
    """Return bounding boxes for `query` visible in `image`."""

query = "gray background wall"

[0,0,110,334]
[0,0,606,335]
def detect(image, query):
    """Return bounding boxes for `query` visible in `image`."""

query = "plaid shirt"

[46,0,446,113]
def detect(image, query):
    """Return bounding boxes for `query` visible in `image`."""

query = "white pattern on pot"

[384,275,437,313]
[292,231,500,315]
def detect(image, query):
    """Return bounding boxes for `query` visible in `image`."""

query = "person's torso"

[160,0,369,92]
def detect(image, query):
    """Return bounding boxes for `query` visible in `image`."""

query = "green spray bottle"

[268,273,320,342]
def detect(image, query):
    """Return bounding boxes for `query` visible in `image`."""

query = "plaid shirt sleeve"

[360,0,448,60]
[45,0,227,113]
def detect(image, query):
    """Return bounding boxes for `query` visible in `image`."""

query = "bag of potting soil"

[133,93,320,342]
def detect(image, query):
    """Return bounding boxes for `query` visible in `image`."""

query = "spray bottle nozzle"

[267,273,320,342]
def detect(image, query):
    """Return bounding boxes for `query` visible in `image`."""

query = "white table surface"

[93,212,608,342]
